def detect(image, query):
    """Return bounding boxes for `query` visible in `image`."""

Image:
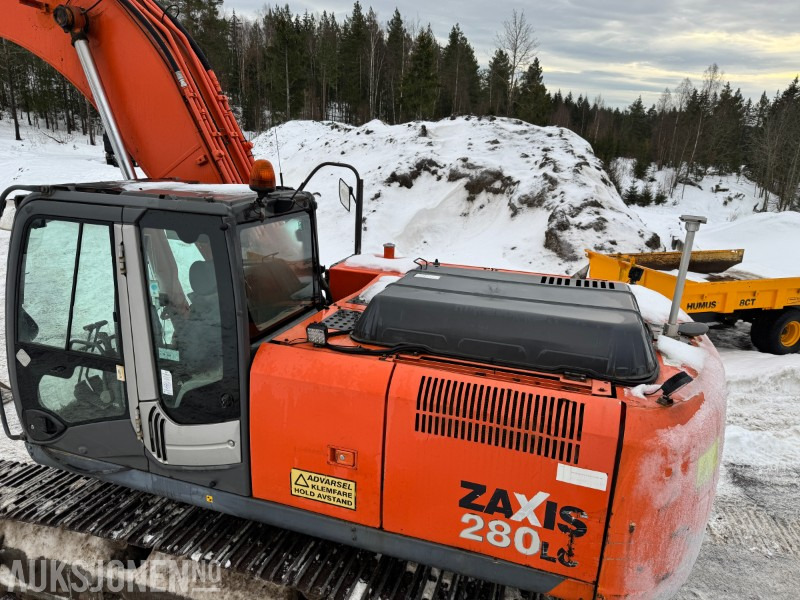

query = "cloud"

[223,0,800,107]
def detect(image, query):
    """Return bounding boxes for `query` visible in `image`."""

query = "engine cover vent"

[414,375,584,464]
[540,275,616,289]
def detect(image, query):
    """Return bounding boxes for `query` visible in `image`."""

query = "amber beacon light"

[249,159,277,195]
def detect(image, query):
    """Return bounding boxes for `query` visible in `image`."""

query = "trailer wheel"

[751,309,800,354]
[749,313,775,351]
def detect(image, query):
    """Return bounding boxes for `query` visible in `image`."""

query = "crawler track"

[0,460,543,600]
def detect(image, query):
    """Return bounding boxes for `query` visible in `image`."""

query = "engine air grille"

[540,276,616,289]
[414,376,585,464]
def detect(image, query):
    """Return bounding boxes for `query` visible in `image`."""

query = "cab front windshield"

[240,212,316,335]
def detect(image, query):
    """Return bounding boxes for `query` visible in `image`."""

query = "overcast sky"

[224,0,799,108]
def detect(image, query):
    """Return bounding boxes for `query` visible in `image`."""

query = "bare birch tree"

[496,10,537,115]
[682,63,723,197]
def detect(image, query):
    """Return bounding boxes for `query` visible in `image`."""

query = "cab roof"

[7,180,310,221]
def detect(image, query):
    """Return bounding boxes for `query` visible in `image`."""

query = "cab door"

[121,210,250,496]
[9,203,145,469]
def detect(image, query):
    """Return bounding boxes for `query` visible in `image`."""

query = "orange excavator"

[0,2,726,599]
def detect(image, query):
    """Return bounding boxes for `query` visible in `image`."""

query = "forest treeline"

[1,1,798,210]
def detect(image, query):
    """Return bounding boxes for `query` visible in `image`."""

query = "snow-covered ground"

[616,161,800,280]
[1,117,799,598]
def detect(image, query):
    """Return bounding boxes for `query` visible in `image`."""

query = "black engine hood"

[351,265,658,385]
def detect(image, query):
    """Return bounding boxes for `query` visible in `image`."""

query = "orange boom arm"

[1,0,253,182]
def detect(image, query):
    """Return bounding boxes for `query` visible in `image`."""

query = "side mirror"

[339,178,353,212]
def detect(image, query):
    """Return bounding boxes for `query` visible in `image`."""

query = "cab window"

[140,212,239,425]
[240,212,316,336]
[16,219,125,425]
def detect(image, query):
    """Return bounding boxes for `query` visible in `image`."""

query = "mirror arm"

[291,162,364,255]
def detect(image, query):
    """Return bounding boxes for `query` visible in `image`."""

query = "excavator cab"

[4,179,325,497]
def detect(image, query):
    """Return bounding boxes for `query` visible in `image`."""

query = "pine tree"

[1,39,22,140]
[364,8,384,120]
[264,7,306,123]
[640,184,654,206]
[317,12,340,121]
[339,2,369,122]
[403,26,439,120]
[439,25,479,116]
[623,182,639,206]
[485,50,510,116]
[384,9,409,123]
[516,58,549,125]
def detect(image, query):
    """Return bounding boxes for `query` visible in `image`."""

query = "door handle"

[24,409,66,442]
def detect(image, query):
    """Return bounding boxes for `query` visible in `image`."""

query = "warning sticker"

[290,468,356,511]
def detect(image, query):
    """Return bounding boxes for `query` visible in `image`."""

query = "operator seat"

[173,261,223,408]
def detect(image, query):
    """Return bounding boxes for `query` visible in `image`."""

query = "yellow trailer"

[585,250,800,354]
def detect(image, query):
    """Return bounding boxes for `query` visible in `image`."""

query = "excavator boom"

[2,0,253,183]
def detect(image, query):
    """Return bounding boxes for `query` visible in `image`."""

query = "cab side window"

[17,219,125,425]
[140,212,239,425]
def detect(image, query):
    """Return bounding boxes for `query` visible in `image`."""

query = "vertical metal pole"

[354,177,364,255]
[73,39,137,180]
[664,215,707,338]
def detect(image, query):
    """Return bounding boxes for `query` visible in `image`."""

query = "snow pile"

[694,212,800,279]
[253,118,659,273]
[630,284,708,371]
[724,425,800,469]
[343,253,418,273]
[656,335,707,371]
[629,284,690,325]
[715,348,800,471]
[356,275,401,304]
[615,160,774,241]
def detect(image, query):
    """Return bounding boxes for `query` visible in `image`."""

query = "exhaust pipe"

[664,215,707,338]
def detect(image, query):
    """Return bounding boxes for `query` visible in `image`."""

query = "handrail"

[0,185,45,221]
[0,382,25,442]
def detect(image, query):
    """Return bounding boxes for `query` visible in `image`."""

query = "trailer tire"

[751,309,800,354]
[749,313,775,351]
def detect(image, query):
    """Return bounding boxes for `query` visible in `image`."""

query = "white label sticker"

[15,348,31,367]
[414,273,440,280]
[116,365,126,382]
[556,463,608,491]
[161,369,174,396]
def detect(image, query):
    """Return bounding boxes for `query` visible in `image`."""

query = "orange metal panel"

[328,263,393,301]
[596,336,726,599]
[250,342,393,527]
[382,362,623,585]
